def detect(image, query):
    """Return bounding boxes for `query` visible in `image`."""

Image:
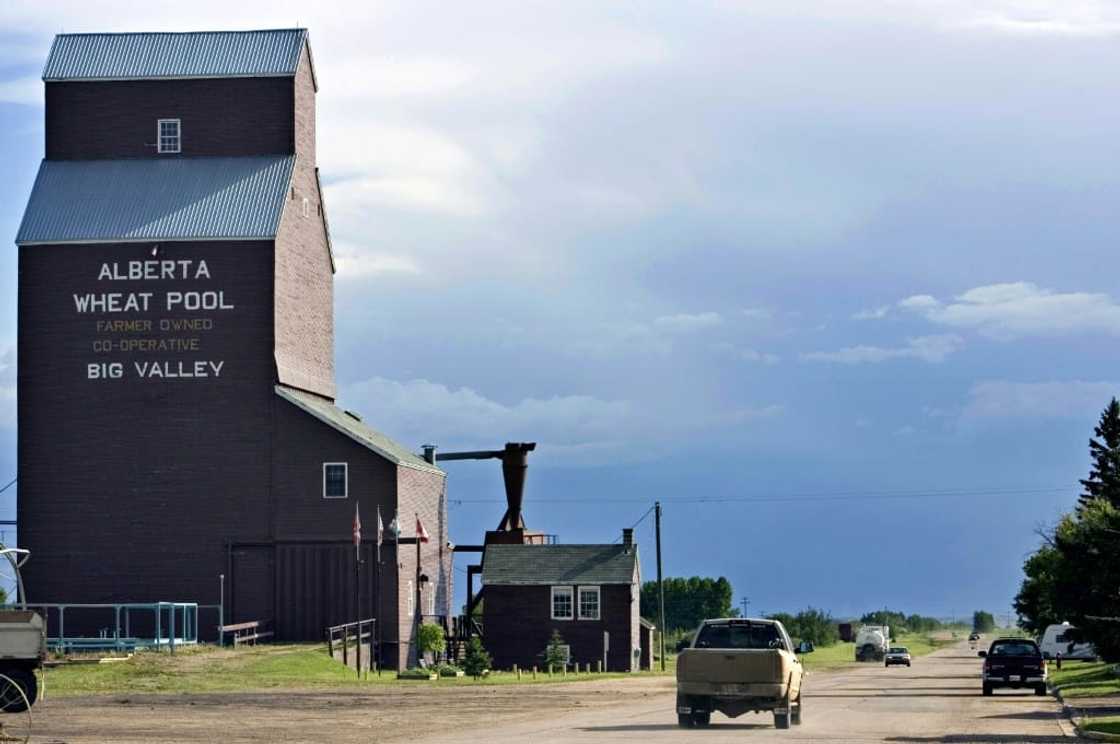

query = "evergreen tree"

[1079,398,1120,510]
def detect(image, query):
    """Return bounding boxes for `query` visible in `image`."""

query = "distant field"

[1050,660,1120,698]
[801,631,958,671]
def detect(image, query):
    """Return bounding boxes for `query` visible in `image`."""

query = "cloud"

[652,312,723,333]
[714,343,780,365]
[801,334,964,364]
[339,375,782,466]
[0,77,39,106]
[899,282,1120,339]
[852,305,889,320]
[962,380,1120,421]
[958,2,1120,36]
[341,377,632,456]
[333,242,421,280]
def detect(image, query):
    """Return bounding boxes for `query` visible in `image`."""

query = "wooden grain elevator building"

[15,29,449,669]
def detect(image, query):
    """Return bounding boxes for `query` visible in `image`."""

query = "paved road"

[425,643,1074,743]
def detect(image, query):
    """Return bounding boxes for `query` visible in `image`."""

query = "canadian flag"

[416,515,430,543]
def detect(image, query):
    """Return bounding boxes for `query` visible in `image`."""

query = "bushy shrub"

[418,623,446,656]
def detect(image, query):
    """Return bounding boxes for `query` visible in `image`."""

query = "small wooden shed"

[481,531,641,671]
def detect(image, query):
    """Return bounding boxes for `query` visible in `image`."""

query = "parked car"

[676,617,812,729]
[979,638,1047,696]
[884,646,912,667]
[1039,623,1096,661]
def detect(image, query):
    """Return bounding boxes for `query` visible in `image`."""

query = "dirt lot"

[30,642,1078,743]
[32,675,675,744]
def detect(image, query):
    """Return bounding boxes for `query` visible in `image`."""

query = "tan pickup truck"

[676,617,812,729]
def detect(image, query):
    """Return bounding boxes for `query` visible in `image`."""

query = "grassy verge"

[1083,716,1120,736]
[799,632,956,672]
[1050,660,1120,698]
[42,644,658,697]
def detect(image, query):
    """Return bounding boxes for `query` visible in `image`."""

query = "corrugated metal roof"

[43,29,307,81]
[275,386,445,476]
[16,156,294,245]
[482,544,640,586]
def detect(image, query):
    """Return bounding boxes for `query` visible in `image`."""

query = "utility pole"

[655,501,666,672]
[740,597,750,618]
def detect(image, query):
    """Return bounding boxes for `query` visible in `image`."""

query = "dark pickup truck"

[979,638,1047,696]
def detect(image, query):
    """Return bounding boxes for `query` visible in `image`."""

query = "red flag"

[353,503,362,548]
[416,515,430,543]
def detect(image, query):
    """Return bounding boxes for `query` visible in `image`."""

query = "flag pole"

[355,502,361,680]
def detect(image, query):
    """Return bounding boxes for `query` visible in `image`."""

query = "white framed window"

[407,580,414,616]
[426,585,436,616]
[551,586,574,620]
[322,462,348,499]
[301,197,310,218]
[578,586,600,621]
[157,118,181,153]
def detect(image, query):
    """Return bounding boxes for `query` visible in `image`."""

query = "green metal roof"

[16,156,294,245]
[275,386,444,476]
[482,544,639,586]
[43,29,307,82]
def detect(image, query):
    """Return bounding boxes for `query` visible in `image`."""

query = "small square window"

[157,119,181,154]
[323,462,347,499]
[578,586,600,620]
[551,586,574,620]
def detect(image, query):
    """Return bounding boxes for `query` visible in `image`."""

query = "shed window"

[157,119,181,154]
[323,462,348,499]
[578,586,600,620]
[551,586,573,620]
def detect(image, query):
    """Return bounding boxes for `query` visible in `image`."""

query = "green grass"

[42,644,657,697]
[800,632,956,671]
[1083,716,1120,736]
[1050,660,1120,698]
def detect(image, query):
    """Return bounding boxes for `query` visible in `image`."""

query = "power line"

[448,485,1069,507]
[0,478,15,495]
[613,503,656,542]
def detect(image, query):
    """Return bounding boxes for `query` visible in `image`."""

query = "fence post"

[343,626,349,666]
[532,665,537,680]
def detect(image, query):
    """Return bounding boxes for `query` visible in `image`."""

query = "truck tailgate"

[678,649,784,684]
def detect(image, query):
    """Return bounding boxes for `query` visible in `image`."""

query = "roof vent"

[344,410,362,422]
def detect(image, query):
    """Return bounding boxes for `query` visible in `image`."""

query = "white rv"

[1039,623,1096,661]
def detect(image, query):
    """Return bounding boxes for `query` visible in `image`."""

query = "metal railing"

[326,618,376,677]
[2,602,200,654]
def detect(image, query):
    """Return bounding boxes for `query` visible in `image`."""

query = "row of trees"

[639,576,734,632]
[766,608,840,646]
[972,611,996,633]
[859,609,946,634]
[1015,398,1120,661]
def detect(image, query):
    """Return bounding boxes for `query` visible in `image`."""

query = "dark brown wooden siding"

[45,78,295,160]
[482,584,638,672]
[17,240,276,622]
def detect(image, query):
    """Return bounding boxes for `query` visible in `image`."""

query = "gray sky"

[1,0,1118,619]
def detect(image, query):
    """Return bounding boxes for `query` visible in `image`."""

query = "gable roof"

[43,29,308,83]
[16,156,294,245]
[275,385,444,476]
[482,544,639,586]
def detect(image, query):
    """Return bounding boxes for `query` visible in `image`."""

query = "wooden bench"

[220,621,273,647]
